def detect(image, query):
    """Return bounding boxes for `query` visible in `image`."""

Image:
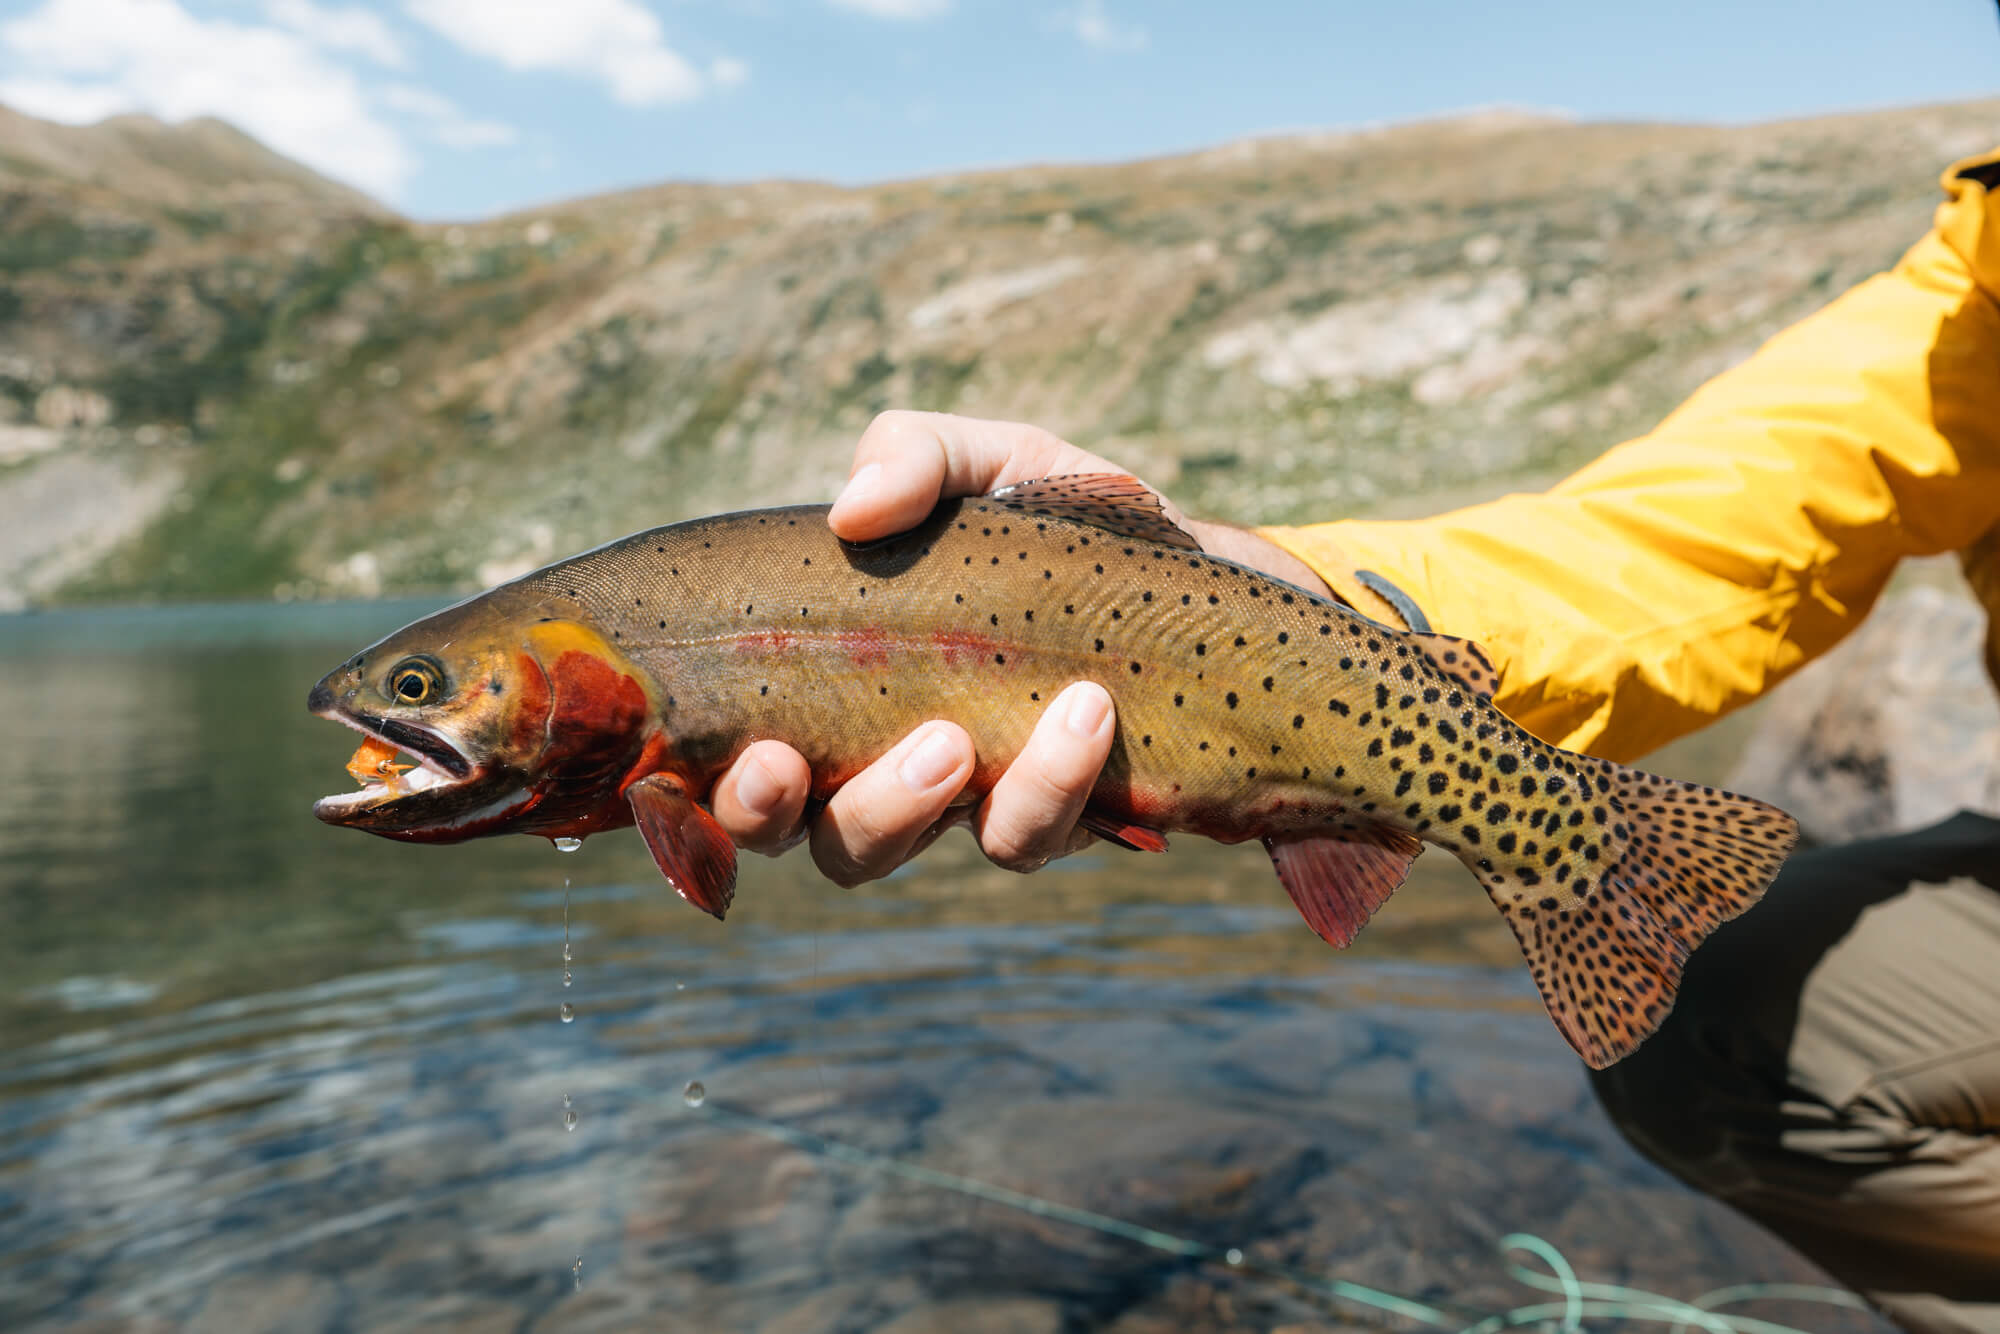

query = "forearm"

[1185,519,1333,601]
[1263,199,2000,761]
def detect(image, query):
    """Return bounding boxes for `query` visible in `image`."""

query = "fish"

[307,475,1799,1068]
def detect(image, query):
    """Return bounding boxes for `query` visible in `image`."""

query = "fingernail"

[737,754,784,818]
[1063,683,1111,738]
[900,727,963,792]
[834,462,883,513]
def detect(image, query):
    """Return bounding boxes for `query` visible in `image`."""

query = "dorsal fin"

[1408,631,1499,700]
[984,474,1202,551]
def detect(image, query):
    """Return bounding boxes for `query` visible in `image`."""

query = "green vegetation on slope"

[1,100,1991,605]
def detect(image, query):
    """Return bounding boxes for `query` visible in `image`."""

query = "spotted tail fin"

[1476,765,1799,1069]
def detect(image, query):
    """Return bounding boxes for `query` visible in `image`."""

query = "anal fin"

[626,773,739,919]
[1264,824,1422,948]
[1079,808,1169,853]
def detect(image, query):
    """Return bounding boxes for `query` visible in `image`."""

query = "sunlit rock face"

[1730,582,2000,845]
[4,96,1998,607]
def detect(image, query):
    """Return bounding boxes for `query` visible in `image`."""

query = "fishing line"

[693,1099,1869,1333]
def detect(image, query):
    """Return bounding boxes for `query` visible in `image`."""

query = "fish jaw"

[308,609,670,846]
[310,690,539,843]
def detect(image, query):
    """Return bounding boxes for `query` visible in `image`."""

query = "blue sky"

[1,0,1995,220]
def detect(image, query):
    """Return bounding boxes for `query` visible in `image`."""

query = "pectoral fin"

[1264,824,1422,948]
[626,773,739,919]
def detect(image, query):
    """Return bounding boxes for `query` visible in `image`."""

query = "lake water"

[0,601,1884,1333]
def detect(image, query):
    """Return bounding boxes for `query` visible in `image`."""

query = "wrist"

[1185,519,1336,600]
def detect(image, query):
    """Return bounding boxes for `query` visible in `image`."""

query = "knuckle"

[985,840,1054,875]
[977,807,1064,875]
[810,830,877,888]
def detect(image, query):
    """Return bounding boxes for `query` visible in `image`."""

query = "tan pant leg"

[1590,811,2000,1334]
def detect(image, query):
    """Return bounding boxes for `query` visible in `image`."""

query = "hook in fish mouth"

[310,706,475,819]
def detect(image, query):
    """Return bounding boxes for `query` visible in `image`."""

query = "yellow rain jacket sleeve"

[1260,152,2000,764]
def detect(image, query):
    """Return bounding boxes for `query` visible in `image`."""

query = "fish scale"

[543,502,1415,820]
[309,476,1801,1068]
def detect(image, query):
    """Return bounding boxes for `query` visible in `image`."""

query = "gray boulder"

[1728,584,2000,844]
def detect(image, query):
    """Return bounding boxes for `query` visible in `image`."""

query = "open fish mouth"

[311,710,477,820]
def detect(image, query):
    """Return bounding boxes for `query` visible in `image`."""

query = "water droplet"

[554,836,583,852]
[674,981,686,991]
[682,1080,706,1107]
[560,1002,575,1023]
[561,878,574,990]
[572,1256,584,1289]
[1224,1247,1243,1266]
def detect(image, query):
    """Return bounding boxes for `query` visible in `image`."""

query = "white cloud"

[403,0,709,105]
[379,84,517,147]
[709,56,748,89]
[0,0,415,197]
[828,0,951,18]
[264,0,407,67]
[1059,0,1146,51]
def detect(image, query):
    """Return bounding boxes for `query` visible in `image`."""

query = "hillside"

[1,99,1994,607]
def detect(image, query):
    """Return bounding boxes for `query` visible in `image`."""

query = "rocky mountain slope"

[1,98,1995,607]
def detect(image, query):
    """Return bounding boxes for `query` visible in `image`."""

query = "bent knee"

[1588,990,1783,1185]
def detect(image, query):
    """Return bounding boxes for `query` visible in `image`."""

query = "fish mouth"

[312,710,471,811]
[310,708,529,837]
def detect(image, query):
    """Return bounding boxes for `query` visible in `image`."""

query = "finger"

[828,411,1094,543]
[810,722,975,887]
[973,681,1114,873]
[709,740,813,855]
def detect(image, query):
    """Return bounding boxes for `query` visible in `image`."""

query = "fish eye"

[387,657,445,706]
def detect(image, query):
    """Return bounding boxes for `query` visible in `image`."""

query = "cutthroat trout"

[308,476,1798,1067]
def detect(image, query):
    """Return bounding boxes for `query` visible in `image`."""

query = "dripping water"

[560,874,581,1291]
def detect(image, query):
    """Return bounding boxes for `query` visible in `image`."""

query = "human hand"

[708,411,1331,886]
